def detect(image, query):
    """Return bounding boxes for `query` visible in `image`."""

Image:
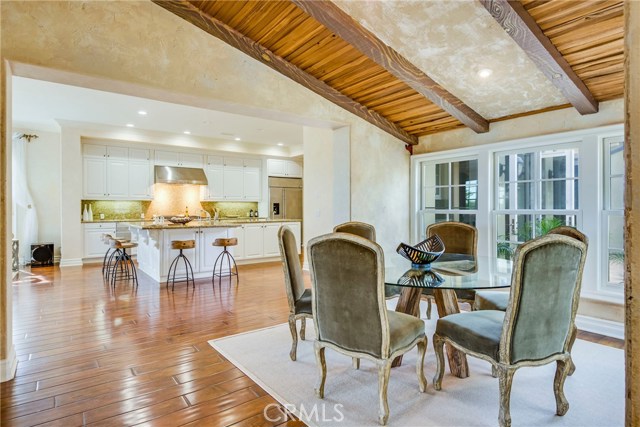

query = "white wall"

[18,128,62,261]
[58,127,83,266]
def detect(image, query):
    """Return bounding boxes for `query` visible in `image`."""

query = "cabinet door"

[232,226,245,260]
[243,225,264,258]
[155,150,180,166]
[223,168,244,200]
[163,229,199,277]
[286,161,303,178]
[107,159,129,198]
[107,146,128,160]
[243,159,261,201]
[84,225,116,257]
[263,223,281,257]
[267,159,286,177]
[180,153,203,168]
[84,158,107,198]
[129,148,150,161]
[129,161,152,199]
[287,222,302,254]
[199,228,229,272]
[83,144,106,158]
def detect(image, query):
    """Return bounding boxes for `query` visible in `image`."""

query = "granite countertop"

[127,218,302,230]
[82,218,302,224]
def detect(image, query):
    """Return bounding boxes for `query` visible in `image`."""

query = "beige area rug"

[209,301,624,427]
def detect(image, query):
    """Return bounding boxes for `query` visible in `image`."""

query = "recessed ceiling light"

[138,110,147,116]
[183,130,191,135]
[477,68,493,78]
[277,142,284,146]
[126,123,135,128]
[234,137,241,141]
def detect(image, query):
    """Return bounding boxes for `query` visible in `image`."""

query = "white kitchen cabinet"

[199,228,229,272]
[234,222,300,259]
[84,157,108,198]
[84,144,107,158]
[223,158,244,200]
[83,223,116,258]
[204,156,224,200]
[106,158,129,198]
[155,150,203,168]
[243,159,261,201]
[243,224,264,259]
[129,161,153,199]
[263,223,281,257]
[129,148,150,161]
[107,146,129,160]
[232,226,245,260]
[163,229,199,277]
[180,153,204,168]
[284,222,302,254]
[267,159,303,178]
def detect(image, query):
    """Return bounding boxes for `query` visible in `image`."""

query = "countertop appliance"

[269,177,302,220]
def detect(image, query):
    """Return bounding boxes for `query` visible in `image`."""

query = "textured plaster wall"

[0,1,410,260]
[416,99,623,153]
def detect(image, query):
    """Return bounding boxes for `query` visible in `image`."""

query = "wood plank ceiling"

[154,0,624,145]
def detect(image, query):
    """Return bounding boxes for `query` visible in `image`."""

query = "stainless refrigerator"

[269,177,302,220]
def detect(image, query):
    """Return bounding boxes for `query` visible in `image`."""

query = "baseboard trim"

[59,258,83,268]
[575,314,624,340]
[0,345,17,383]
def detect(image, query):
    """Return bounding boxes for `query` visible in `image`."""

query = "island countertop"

[127,218,301,230]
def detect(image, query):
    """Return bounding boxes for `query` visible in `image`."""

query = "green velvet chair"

[333,221,376,242]
[278,225,312,361]
[423,221,478,318]
[474,226,588,375]
[433,234,588,427]
[308,233,428,425]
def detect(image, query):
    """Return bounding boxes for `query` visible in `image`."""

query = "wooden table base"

[392,287,469,378]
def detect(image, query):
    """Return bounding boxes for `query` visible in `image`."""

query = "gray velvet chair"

[423,221,478,318]
[333,221,376,242]
[433,234,588,427]
[308,233,428,425]
[278,225,312,361]
[474,226,588,375]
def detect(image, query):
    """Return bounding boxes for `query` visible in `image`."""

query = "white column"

[59,126,84,267]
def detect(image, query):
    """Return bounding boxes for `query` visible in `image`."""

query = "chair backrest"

[308,233,389,359]
[548,226,588,245]
[426,221,477,256]
[278,226,305,313]
[500,234,587,364]
[333,221,376,242]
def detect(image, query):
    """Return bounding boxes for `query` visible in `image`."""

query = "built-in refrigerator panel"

[269,177,302,220]
[270,187,284,220]
[284,188,302,220]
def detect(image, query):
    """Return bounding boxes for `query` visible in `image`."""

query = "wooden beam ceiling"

[152,0,418,145]
[291,0,489,134]
[480,0,599,115]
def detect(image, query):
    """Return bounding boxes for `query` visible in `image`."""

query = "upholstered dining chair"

[474,226,588,375]
[433,234,588,427]
[423,221,478,318]
[308,233,428,425]
[333,221,376,242]
[278,225,312,361]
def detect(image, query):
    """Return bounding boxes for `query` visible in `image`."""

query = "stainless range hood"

[154,165,208,185]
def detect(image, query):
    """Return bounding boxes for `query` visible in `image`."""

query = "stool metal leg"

[167,249,194,291]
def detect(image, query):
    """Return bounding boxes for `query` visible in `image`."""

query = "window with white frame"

[494,145,580,260]
[602,136,624,291]
[418,158,478,240]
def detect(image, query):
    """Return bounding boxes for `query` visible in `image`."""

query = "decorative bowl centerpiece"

[396,234,445,269]
[168,216,192,225]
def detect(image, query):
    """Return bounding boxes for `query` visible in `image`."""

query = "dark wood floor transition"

[1,262,622,426]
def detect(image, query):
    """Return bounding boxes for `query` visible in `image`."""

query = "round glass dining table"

[384,253,513,376]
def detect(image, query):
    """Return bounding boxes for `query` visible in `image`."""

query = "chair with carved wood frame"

[308,233,428,425]
[433,234,587,427]
[278,225,312,361]
[333,221,376,242]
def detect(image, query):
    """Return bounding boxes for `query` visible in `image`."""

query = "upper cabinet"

[267,159,303,178]
[155,150,203,168]
[203,156,262,202]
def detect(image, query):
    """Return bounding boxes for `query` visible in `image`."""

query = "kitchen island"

[128,219,301,283]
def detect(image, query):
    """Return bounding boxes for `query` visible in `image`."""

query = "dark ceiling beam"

[152,0,418,145]
[480,0,598,114]
[291,0,489,134]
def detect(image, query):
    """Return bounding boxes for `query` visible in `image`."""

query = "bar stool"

[167,240,196,291]
[212,237,239,287]
[107,239,138,288]
[102,234,130,279]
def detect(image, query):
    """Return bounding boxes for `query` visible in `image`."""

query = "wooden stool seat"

[102,234,129,243]
[110,240,138,250]
[212,238,238,247]
[171,240,196,250]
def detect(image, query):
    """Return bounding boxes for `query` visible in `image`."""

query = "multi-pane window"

[418,158,478,240]
[603,136,624,289]
[494,145,580,259]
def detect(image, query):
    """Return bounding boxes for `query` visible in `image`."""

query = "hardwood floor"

[1,262,623,426]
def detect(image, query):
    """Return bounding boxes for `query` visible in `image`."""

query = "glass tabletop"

[384,253,513,290]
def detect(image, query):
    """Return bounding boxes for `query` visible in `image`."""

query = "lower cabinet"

[234,222,301,260]
[162,228,228,277]
[199,228,230,272]
[83,223,116,258]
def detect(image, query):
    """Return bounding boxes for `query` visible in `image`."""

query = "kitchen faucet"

[198,209,211,220]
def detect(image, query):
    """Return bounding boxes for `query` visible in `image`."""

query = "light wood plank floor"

[1,262,622,426]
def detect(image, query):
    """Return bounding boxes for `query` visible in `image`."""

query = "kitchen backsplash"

[81,200,259,221]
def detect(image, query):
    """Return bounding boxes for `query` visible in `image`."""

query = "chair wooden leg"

[377,360,391,425]
[432,334,446,390]
[567,325,578,376]
[314,342,326,398]
[497,366,516,427]
[491,365,498,378]
[426,297,432,320]
[300,317,306,341]
[416,337,428,392]
[352,357,360,370]
[288,315,298,361]
[554,358,571,416]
